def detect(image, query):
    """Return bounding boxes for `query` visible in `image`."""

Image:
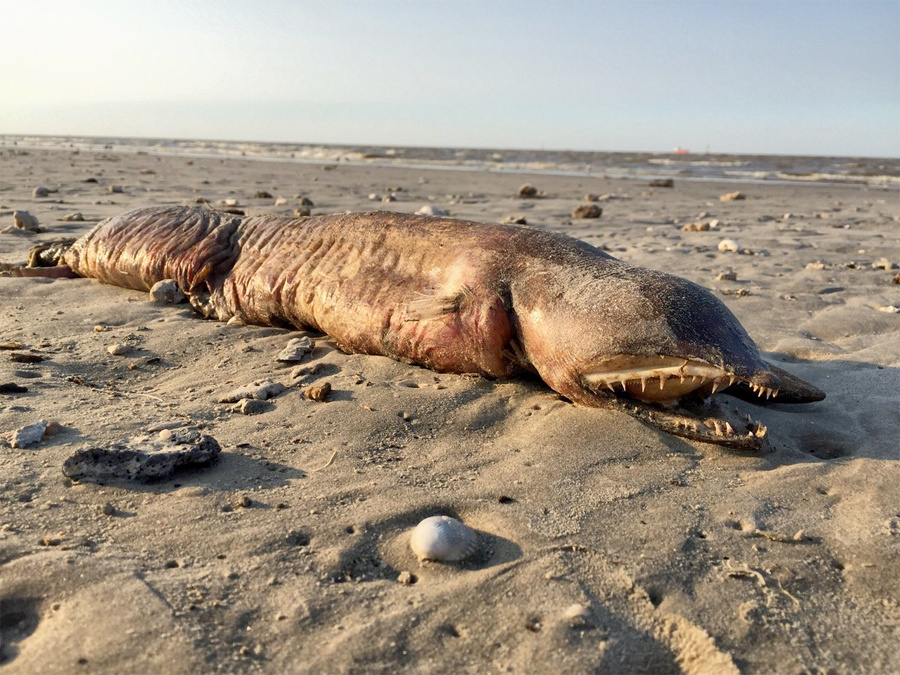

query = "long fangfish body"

[51,206,823,448]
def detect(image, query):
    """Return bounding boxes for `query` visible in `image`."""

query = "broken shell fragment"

[409,515,478,562]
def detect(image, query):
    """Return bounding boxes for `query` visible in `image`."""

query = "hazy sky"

[2,0,898,157]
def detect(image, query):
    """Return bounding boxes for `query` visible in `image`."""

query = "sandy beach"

[1,145,898,673]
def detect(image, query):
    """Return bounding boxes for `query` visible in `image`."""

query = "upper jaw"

[581,355,780,404]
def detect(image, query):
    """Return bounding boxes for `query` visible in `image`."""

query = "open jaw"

[581,355,783,450]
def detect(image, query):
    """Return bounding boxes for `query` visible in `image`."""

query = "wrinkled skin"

[16,206,824,449]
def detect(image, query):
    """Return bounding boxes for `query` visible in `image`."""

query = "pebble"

[149,279,186,304]
[872,258,895,271]
[517,184,538,197]
[649,179,674,188]
[13,210,40,232]
[582,193,600,202]
[500,215,527,225]
[367,193,381,201]
[61,212,85,222]
[562,603,593,626]
[805,262,827,270]
[218,379,286,403]
[298,196,315,206]
[720,191,746,201]
[233,398,272,415]
[717,239,742,253]
[409,515,478,562]
[293,207,311,218]
[8,420,49,448]
[416,205,447,217]
[33,186,50,198]
[108,185,124,194]
[108,343,133,356]
[681,221,710,231]
[255,190,273,199]
[571,204,602,219]
[9,352,43,363]
[716,270,738,281]
[303,382,332,402]
[381,194,396,203]
[62,428,221,483]
[274,197,287,206]
[0,382,28,394]
[397,571,417,585]
[276,336,314,362]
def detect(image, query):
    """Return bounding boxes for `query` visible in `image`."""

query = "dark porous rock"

[298,196,315,206]
[294,207,311,218]
[255,190,274,199]
[9,352,43,363]
[62,428,221,483]
[649,179,675,188]
[571,204,603,219]
[0,382,28,394]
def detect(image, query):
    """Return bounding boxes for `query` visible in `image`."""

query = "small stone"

[107,343,133,356]
[108,185,124,194]
[500,215,527,225]
[563,603,592,626]
[61,212,85,222]
[720,191,746,201]
[415,205,447,217]
[238,495,253,508]
[13,210,40,232]
[303,382,332,402]
[298,196,314,206]
[255,190,273,199]
[219,380,286,403]
[0,382,28,394]
[716,270,738,281]
[571,204,602,219]
[149,279,186,304]
[8,420,49,448]
[582,193,600,202]
[649,179,674,188]
[276,336,314,362]
[717,239,741,253]
[681,221,710,231]
[397,571,417,585]
[293,207,311,218]
[274,197,287,206]
[367,193,381,201]
[381,194,396,203]
[99,502,116,516]
[872,258,895,271]
[233,398,272,415]
[517,184,538,197]
[9,352,43,363]
[806,261,827,270]
[33,186,50,198]
[893,272,900,285]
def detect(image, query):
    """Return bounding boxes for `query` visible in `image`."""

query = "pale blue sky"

[2,0,897,157]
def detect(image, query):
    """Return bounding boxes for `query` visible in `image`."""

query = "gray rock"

[61,212,85,222]
[218,379,286,403]
[8,420,48,448]
[62,428,221,482]
[517,184,538,197]
[276,336,314,362]
[233,398,272,415]
[33,186,50,198]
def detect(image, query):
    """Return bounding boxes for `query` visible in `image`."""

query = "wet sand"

[1,147,898,673]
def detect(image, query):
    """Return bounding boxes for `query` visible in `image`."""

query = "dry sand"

[1,147,898,674]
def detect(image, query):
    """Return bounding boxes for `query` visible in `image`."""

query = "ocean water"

[2,134,897,187]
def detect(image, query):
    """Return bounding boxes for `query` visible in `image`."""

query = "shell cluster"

[410,516,478,562]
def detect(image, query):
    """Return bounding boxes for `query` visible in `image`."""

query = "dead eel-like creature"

[16,206,824,449]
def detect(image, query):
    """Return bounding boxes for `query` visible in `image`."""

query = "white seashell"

[409,516,478,562]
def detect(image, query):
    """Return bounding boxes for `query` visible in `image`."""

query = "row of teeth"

[593,374,736,393]
[674,418,767,438]
[748,383,779,399]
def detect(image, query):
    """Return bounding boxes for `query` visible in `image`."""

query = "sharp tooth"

[773,388,779,398]
[680,374,685,383]
[713,421,723,436]
[725,422,735,434]
[606,382,615,392]
[640,378,647,393]
[711,379,722,394]
[728,376,736,387]
[659,375,665,389]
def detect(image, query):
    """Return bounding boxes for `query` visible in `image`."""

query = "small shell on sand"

[409,515,478,562]
[717,239,742,253]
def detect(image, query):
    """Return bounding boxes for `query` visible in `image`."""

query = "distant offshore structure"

[673,147,690,154]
